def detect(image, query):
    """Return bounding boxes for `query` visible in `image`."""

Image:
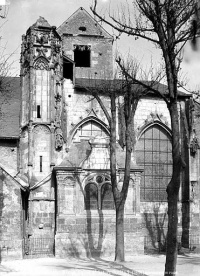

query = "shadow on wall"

[67,211,105,258]
[62,172,106,258]
[85,209,105,258]
[143,205,167,253]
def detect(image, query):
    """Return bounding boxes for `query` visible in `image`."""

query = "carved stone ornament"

[35,32,49,45]
[54,89,64,150]
[73,45,91,51]
[190,136,199,156]
[22,62,30,76]
[21,32,35,66]
[36,46,48,58]
[34,57,49,70]
[49,38,62,70]
[33,125,51,135]
[55,127,64,150]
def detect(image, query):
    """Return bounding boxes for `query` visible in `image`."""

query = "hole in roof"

[79,26,86,31]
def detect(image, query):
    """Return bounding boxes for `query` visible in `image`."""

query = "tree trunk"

[165,101,181,276]
[115,201,125,261]
[110,92,124,261]
[165,190,179,275]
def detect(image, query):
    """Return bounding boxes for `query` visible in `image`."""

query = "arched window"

[101,183,114,210]
[73,120,109,142]
[135,124,172,202]
[84,174,114,210]
[85,183,98,210]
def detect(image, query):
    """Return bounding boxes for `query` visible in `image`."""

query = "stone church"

[0,7,200,260]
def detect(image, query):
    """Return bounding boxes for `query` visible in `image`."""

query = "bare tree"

[91,0,199,275]
[0,2,17,92]
[82,63,162,261]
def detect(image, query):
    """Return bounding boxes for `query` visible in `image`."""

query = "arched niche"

[33,125,51,177]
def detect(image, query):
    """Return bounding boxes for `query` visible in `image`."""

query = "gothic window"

[101,183,115,210]
[135,124,172,202]
[74,45,91,67]
[34,57,49,70]
[85,183,98,210]
[84,175,114,210]
[73,120,109,142]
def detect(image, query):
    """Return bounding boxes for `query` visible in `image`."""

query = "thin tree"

[83,64,160,261]
[109,78,140,262]
[91,0,199,275]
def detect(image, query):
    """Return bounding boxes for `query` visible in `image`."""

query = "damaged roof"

[75,78,191,98]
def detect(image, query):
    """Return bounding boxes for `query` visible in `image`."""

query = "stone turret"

[20,17,65,184]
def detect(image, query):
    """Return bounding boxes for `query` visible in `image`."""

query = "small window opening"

[79,26,86,31]
[40,156,42,172]
[74,45,90,67]
[37,105,41,118]
[63,59,73,81]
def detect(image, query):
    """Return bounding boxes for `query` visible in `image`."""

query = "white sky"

[1,0,200,91]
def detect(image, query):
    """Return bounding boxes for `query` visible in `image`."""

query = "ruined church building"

[0,7,199,259]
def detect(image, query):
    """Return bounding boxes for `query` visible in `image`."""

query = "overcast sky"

[1,0,200,91]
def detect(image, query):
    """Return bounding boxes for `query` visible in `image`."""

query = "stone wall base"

[55,233,144,258]
[0,239,23,261]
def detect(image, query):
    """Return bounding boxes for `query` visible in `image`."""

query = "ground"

[0,253,200,276]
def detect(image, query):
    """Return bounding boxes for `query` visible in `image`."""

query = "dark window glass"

[74,45,90,67]
[40,156,42,172]
[37,105,41,118]
[135,125,172,202]
[63,59,73,81]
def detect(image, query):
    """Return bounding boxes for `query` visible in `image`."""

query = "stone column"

[29,67,34,122]
[50,123,55,170]
[134,171,142,214]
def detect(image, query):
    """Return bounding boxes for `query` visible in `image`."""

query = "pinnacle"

[32,16,51,28]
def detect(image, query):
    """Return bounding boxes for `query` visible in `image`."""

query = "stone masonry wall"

[63,85,110,142]
[62,36,113,79]
[64,90,170,148]
[134,97,171,132]
[21,73,30,126]
[0,168,23,260]
[54,169,144,258]
[32,125,51,182]
[55,215,143,258]
[0,140,18,172]
[20,128,28,175]
[28,179,55,239]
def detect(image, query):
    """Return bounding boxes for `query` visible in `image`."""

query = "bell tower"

[20,17,65,184]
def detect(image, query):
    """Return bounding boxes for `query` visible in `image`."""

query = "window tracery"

[84,174,114,210]
[135,123,172,202]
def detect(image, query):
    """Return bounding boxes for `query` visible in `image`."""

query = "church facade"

[0,7,200,260]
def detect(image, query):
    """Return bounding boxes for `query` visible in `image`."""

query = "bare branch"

[90,1,160,44]
[116,56,170,107]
